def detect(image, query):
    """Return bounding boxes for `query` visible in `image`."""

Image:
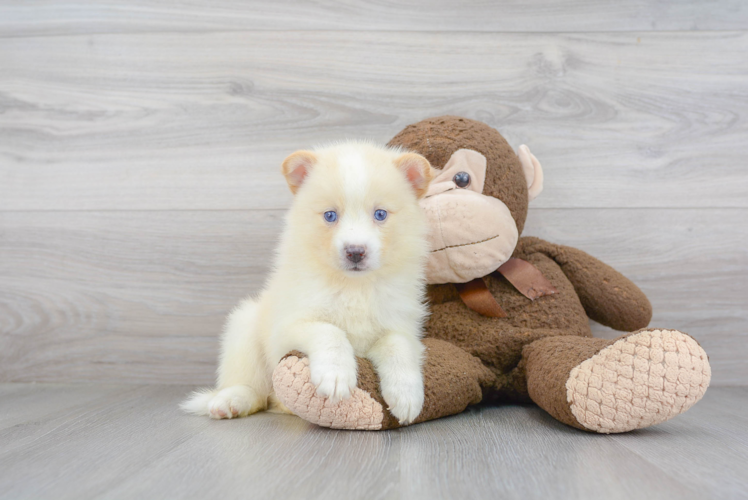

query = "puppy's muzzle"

[345,245,367,264]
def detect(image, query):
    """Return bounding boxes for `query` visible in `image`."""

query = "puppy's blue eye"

[374,209,387,221]
[324,211,337,223]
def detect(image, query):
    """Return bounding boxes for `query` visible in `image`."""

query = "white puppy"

[181,141,434,425]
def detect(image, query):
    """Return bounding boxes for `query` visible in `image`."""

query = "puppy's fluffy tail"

[180,389,216,416]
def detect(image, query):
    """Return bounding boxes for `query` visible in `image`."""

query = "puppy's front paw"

[208,386,262,419]
[309,355,358,403]
[382,374,424,425]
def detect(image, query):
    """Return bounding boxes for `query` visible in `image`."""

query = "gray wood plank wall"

[1,0,747,35]
[1,1,746,385]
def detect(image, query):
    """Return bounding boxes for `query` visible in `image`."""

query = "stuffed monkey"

[272,116,711,433]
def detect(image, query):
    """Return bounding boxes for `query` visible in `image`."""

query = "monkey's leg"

[272,339,494,430]
[522,329,711,433]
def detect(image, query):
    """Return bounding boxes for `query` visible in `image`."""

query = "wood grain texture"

[1,208,745,385]
[1,384,746,499]
[610,388,748,498]
[1,4,746,391]
[1,0,747,36]
[2,31,747,210]
[0,210,283,384]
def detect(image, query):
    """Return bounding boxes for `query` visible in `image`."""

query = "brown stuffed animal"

[272,116,711,433]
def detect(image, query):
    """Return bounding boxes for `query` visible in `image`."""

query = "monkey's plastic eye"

[324,211,337,223]
[374,209,387,221]
[453,172,470,188]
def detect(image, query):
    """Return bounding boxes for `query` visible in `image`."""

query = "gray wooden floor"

[0,384,746,500]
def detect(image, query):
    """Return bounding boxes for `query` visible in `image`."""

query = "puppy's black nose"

[345,246,366,264]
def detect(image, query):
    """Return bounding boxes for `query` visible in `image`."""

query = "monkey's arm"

[516,237,652,331]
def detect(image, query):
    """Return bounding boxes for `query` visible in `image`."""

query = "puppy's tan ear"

[281,150,317,195]
[394,153,434,198]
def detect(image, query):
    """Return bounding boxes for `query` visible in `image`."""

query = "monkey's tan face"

[420,148,542,284]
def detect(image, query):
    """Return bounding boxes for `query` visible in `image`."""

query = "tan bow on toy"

[457,259,558,318]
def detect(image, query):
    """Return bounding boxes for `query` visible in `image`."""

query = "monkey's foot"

[272,354,386,430]
[566,329,711,433]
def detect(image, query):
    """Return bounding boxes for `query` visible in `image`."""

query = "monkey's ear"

[518,145,543,201]
[394,153,434,198]
[281,150,317,195]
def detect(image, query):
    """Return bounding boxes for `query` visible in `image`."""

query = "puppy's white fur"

[181,141,433,424]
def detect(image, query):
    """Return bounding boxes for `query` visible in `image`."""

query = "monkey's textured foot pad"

[272,355,385,430]
[566,329,711,433]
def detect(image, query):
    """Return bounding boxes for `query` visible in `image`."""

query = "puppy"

[181,141,434,424]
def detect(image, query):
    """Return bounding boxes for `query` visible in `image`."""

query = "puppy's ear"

[394,153,434,198]
[281,150,317,195]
